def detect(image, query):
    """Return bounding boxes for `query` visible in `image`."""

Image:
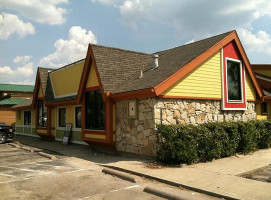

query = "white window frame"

[225,57,244,103]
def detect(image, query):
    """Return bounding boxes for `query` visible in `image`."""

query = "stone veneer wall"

[154,99,256,125]
[116,98,256,157]
[116,98,157,156]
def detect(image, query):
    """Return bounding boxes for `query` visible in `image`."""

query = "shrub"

[256,120,271,149]
[156,124,198,165]
[237,121,258,154]
[156,120,271,165]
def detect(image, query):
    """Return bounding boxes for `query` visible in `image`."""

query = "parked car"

[0,122,15,144]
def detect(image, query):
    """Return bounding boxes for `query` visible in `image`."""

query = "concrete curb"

[102,168,136,183]
[144,186,190,200]
[38,152,57,160]
[101,165,239,200]
[21,146,34,152]
[8,143,20,148]
[237,164,271,177]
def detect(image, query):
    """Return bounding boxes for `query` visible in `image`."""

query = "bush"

[156,124,198,165]
[156,120,271,165]
[256,120,271,149]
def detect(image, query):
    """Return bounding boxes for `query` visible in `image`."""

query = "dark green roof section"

[0,98,29,105]
[0,84,34,92]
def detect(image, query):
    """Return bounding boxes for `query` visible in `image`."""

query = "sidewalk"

[14,135,271,200]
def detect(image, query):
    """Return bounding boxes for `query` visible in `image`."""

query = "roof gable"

[111,31,233,95]
[110,30,262,100]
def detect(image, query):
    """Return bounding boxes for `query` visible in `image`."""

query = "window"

[38,100,47,127]
[261,102,268,115]
[227,59,242,101]
[85,90,105,130]
[58,108,66,127]
[75,107,82,128]
[24,111,31,125]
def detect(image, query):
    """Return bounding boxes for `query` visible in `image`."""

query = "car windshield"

[0,122,6,125]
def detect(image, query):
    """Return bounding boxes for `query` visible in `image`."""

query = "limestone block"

[137,133,144,140]
[137,124,144,131]
[143,129,151,136]
[154,108,161,119]
[218,114,223,122]
[139,112,145,120]
[173,110,181,119]
[196,103,201,110]
[190,116,195,124]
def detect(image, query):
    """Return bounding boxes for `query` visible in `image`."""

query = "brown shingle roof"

[38,67,54,96]
[111,31,232,94]
[91,44,153,92]
[12,98,32,109]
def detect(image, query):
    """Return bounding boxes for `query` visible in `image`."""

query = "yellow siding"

[37,129,47,133]
[66,105,75,125]
[256,102,271,120]
[86,64,99,88]
[254,69,271,78]
[162,51,222,98]
[245,69,256,100]
[16,110,23,125]
[50,61,84,97]
[38,85,43,98]
[85,133,106,139]
[56,105,76,128]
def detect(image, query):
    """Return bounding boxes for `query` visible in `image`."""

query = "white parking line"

[64,168,94,174]
[0,173,16,177]
[4,166,35,172]
[110,184,140,192]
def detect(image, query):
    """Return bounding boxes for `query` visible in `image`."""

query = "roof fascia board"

[109,88,156,100]
[233,31,263,98]
[32,69,41,109]
[76,44,106,103]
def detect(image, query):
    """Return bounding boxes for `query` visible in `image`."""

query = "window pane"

[227,60,242,101]
[59,108,66,127]
[75,107,81,128]
[261,103,267,114]
[85,90,105,130]
[38,100,47,127]
[24,111,31,125]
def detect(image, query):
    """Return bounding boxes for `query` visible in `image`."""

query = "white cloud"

[15,62,34,77]
[0,13,35,39]
[9,79,35,85]
[91,0,124,6]
[40,26,97,68]
[94,0,271,39]
[13,55,32,64]
[237,28,271,55]
[0,0,68,25]
[0,66,13,76]
[0,62,34,84]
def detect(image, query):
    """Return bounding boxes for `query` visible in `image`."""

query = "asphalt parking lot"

[0,143,219,200]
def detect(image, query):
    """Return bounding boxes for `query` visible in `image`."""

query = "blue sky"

[1,0,271,85]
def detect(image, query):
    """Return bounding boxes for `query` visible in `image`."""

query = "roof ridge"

[91,43,151,56]
[155,30,234,54]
